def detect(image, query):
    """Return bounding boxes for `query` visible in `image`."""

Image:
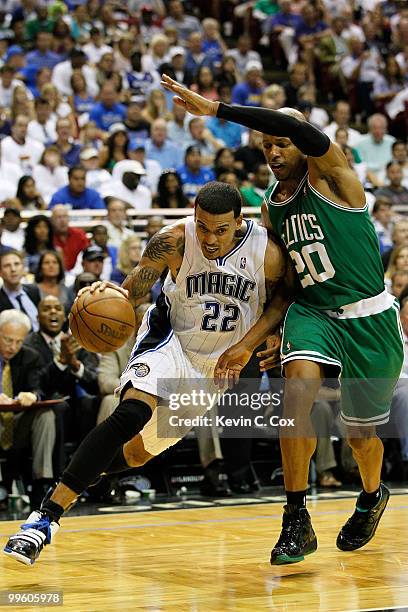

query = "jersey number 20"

[201,301,240,332]
[290,242,335,288]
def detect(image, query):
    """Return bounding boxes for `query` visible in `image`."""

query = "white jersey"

[162,217,268,360]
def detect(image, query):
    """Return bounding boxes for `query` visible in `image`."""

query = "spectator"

[40,83,74,125]
[34,250,69,309]
[51,205,89,272]
[52,48,98,98]
[128,140,162,194]
[214,147,246,182]
[24,215,54,274]
[340,37,382,119]
[49,166,105,210]
[101,160,152,210]
[382,219,408,270]
[153,170,190,209]
[89,81,127,132]
[0,308,56,507]
[0,65,24,108]
[371,197,394,254]
[263,0,302,67]
[227,34,263,77]
[0,250,40,331]
[16,175,45,211]
[201,18,227,67]
[104,197,134,249]
[372,55,405,111]
[141,89,169,125]
[391,271,408,300]
[374,162,408,208]
[385,245,408,284]
[145,118,183,170]
[217,57,239,90]
[1,114,44,172]
[126,52,161,103]
[27,97,57,145]
[184,116,221,164]
[68,71,95,118]
[185,32,210,76]
[231,61,265,107]
[25,295,100,447]
[80,147,111,192]
[141,33,170,74]
[97,304,149,423]
[82,26,113,65]
[123,101,151,141]
[167,102,188,146]
[241,163,271,206]
[0,209,24,251]
[261,83,286,110]
[159,46,194,89]
[163,0,202,42]
[177,145,215,201]
[32,146,68,205]
[281,61,308,107]
[324,100,362,147]
[378,141,408,188]
[52,117,82,168]
[26,31,60,71]
[356,113,396,182]
[191,66,218,101]
[235,129,265,174]
[11,85,35,123]
[79,120,103,151]
[145,215,164,242]
[98,123,130,170]
[80,245,105,281]
[111,235,143,286]
[91,225,117,278]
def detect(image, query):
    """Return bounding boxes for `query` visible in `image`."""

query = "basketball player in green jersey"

[161,75,404,565]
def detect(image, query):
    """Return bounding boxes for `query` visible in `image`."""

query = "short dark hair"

[392,140,406,151]
[0,249,24,267]
[68,165,86,178]
[373,199,392,214]
[195,181,242,218]
[386,161,400,171]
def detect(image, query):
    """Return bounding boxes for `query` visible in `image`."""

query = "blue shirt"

[231,82,263,107]
[176,164,215,200]
[206,117,243,149]
[26,50,61,71]
[89,102,127,131]
[145,139,184,170]
[49,185,106,210]
[50,142,82,168]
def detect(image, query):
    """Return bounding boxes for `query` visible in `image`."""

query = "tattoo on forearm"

[128,266,161,299]
[144,233,184,262]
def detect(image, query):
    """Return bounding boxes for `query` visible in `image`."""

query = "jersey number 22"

[201,301,240,332]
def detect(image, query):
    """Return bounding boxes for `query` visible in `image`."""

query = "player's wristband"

[217,103,330,157]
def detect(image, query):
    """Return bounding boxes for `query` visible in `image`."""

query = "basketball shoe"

[3,510,59,565]
[270,505,318,565]
[336,483,390,551]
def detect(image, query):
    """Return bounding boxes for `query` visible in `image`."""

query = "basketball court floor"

[1,490,408,611]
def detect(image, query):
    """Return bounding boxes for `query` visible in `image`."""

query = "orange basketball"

[69,287,136,353]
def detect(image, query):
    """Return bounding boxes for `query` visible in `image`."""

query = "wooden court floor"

[0,495,408,612]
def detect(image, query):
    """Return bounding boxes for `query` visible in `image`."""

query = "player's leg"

[270,359,323,565]
[336,425,389,551]
[3,387,156,566]
[336,306,404,551]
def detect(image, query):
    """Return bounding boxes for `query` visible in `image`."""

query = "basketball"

[69,287,136,353]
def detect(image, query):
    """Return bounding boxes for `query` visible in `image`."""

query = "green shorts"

[281,298,404,427]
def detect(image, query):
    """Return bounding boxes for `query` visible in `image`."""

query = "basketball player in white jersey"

[4,182,291,566]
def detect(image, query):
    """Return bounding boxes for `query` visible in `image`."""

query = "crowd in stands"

[0,0,408,506]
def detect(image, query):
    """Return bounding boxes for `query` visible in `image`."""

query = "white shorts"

[118,301,223,456]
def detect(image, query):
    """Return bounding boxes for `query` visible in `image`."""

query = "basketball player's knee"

[105,399,152,443]
[348,435,380,456]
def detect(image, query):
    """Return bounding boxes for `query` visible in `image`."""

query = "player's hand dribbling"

[76,280,129,300]
[257,334,281,371]
[214,342,253,389]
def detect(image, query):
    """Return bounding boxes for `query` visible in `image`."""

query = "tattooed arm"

[122,223,185,305]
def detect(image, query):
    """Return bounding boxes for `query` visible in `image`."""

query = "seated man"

[0,309,55,507]
[25,296,100,447]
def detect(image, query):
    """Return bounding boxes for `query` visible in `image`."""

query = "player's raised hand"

[257,334,281,371]
[160,74,219,117]
[214,342,253,389]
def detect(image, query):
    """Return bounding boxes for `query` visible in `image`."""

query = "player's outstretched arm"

[161,74,330,157]
[123,224,184,305]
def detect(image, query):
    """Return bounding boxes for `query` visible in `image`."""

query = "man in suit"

[25,295,100,446]
[0,250,40,331]
[0,309,55,507]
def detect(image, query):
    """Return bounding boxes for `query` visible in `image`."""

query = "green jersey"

[265,174,385,311]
